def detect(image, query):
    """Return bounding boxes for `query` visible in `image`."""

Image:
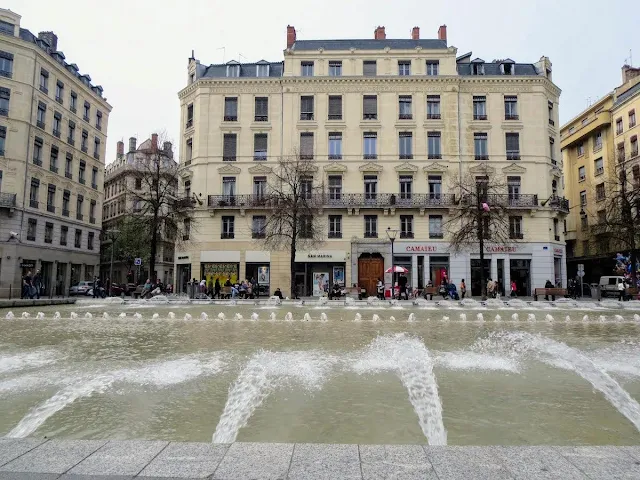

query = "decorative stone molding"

[422,162,449,173]
[468,164,495,175]
[323,162,347,173]
[359,162,383,173]
[248,164,273,174]
[179,168,194,180]
[394,162,418,173]
[502,163,527,174]
[217,165,242,174]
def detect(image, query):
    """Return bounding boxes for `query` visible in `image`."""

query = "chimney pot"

[116,141,124,156]
[151,133,159,152]
[622,64,640,84]
[412,26,420,40]
[286,25,296,49]
[438,25,447,43]
[374,26,386,40]
[128,137,137,153]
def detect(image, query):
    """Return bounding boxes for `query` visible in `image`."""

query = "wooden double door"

[358,256,384,297]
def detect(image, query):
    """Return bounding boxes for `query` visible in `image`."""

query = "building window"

[94,137,100,159]
[300,96,314,120]
[74,229,82,248]
[580,190,587,206]
[0,126,5,156]
[472,63,485,75]
[60,225,68,245]
[594,157,604,176]
[185,138,193,163]
[328,95,342,120]
[226,64,240,77]
[631,136,639,158]
[364,175,378,201]
[429,215,443,239]
[578,166,585,181]
[55,81,63,103]
[301,61,314,76]
[27,219,37,241]
[224,97,238,121]
[296,215,312,239]
[553,218,559,241]
[581,216,589,232]
[426,61,439,76]
[90,200,96,223]
[504,96,518,120]
[400,215,414,238]
[37,102,46,129]
[87,232,94,250]
[184,180,191,199]
[398,61,411,76]
[364,132,377,159]
[29,178,39,208]
[399,132,413,159]
[186,103,193,128]
[256,63,269,77]
[83,101,90,121]
[616,117,623,135]
[222,176,236,201]
[363,95,377,120]
[70,91,77,112]
[549,137,556,164]
[133,177,141,190]
[223,133,237,161]
[509,216,523,239]
[62,190,70,216]
[91,167,98,189]
[253,133,268,160]
[630,110,637,128]
[596,182,605,201]
[0,20,13,36]
[39,69,49,93]
[399,95,412,119]
[577,142,584,157]
[618,142,626,163]
[0,51,13,77]
[300,176,313,199]
[428,132,442,159]
[0,87,9,116]
[474,133,488,160]
[183,218,191,240]
[363,60,377,76]
[81,130,88,152]
[592,131,602,152]
[254,97,268,121]
[300,132,314,159]
[221,216,235,239]
[68,120,75,145]
[96,111,102,130]
[76,195,84,220]
[79,160,86,184]
[633,165,640,186]
[507,176,521,203]
[364,215,378,238]
[428,175,442,199]
[253,176,267,199]
[506,132,520,160]
[328,132,342,160]
[328,61,342,76]
[473,96,487,120]
[328,175,342,200]
[252,215,266,238]
[328,215,342,238]
[49,146,58,173]
[46,184,56,213]
[52,112,61,137]
[427,95,441,119]
[399,175,413,200]
[548,101,555,126]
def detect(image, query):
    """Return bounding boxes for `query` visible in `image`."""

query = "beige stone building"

[0,8,111,297]
[102,135,177,285]
[176,25,566,297]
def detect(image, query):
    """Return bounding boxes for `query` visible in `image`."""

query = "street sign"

[577,264,584,272]
[134,258,142,266]
[577,271,585,277]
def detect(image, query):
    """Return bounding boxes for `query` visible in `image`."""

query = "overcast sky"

[7,0,639,163]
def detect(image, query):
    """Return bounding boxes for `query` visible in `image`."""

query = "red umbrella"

[385,265,409,274]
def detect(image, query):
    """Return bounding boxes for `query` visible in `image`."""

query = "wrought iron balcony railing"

[0,192,16,208]
[547,195,570,213]
[460,194,539,208]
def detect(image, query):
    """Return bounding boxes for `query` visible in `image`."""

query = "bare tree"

[445,165,519,299]
[123,132,194,283]
[257,154,326,297]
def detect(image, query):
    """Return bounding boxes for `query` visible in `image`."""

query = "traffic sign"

[577,263,584,272]
[134,258,142,266]
[577,271,585,277]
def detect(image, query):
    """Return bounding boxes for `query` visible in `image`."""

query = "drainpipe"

[456,81,463,197]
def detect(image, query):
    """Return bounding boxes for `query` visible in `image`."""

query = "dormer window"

[0,20,15,36]
[472,63,484,75]
[500,59,515,75]
[226,63,240,78]
[256,63,269,77]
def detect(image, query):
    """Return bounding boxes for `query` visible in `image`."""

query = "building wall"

[0,9,111,297]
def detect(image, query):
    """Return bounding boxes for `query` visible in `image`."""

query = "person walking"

[32,270,42,299]
[618,280,625,301]
[214,278,221,299]
[459,279,467,299]
[487,278,494,298]
[510,280,517,297]
[376,278,384,300]
[22,271,33,299]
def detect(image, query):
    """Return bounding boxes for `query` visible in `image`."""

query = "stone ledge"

[0,298,77,308]
[0,440,639,479]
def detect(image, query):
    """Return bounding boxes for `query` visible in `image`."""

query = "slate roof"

[457,62,539,76]
[614,81,640,107]
[291,39,448,51]
[202,62,284,78]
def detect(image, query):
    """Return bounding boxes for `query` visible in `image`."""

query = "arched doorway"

[358,253,384,297]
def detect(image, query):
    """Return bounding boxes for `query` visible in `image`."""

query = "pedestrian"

[618,280,625,301]
[214,278,221,299]
[487,278,494,298]
[376,277,384,300]
[105,277,111,297]
[459,279,467,299]
[510,280,517,297]
[32,270,42,299]
[544,279,555,301]
[22,270,32,299]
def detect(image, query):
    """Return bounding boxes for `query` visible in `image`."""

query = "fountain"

[119,313,126,318]
[84,312,93,319]
[21,312,30,318]
[494,314,501,322]
[5,311,14,319]
[389,316,396,322]
[251,313,259,321]
[512,313,519,321]
[407,313,416,323]
[168,312,176,319]
[476,313,484,322]
[527,313,536,322]
[152,313,160,320]
[635,314,640,322]
[36,312,45,320]
[284,312,293,322]
[184,313,192,321]
[545,314,554,323]
[217,312,225,321]
[103,313,110,320]
[133,313,142,320]
[303,313,312,322]
[320,313,328,322]
[372,314,380,322]
[460,313,467,322]
[354,313,362,322]
[269,312,276,321]
[53,312,61,320]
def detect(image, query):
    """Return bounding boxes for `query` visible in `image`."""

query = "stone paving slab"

[213,442,293,480]
[426,445,515,480]
[359,444,437,480]
[288,444,362,480]
[556,446,640,479]
[0,440,106,474]
[493,446,587,479]
[69,441,169,477]
[138,443,228,479]
[0,438,48,468]
[0,473,60,480]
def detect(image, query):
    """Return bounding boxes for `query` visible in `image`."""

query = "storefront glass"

[470,259,490,296]
[510,259,531,296]
[177,264,191,294]
[429,256,450,286]
[553,257,562,286]
[393,255,412,287]
[201,262,239,292]
[246,263,270,297]
[70,263,81,287]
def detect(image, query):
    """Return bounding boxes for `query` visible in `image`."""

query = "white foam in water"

[460,298,481,308]
[152,313,160,320]
[251,313,259,322]
[133,313,142,320]
[303,313,311,322]
[84,313,92,319]
[284,312,293,322]
[320,313,328,322]
[21,312,30,319]
[407,313,416,323]
[476,313,484,323]
[212,351,336,443]
[119,313,126,319]
[184,313,192,321]
[565,315,571,323]
[36,312,45,320]
[70,312,78,319]
[234,313,243,321]
[507,299,528,308]
[168,312,175,319]
[635,314,640,322]
[345,297,355,307]
[615,315,624,322]
[436,351,520,373]
[545,314,554,323]
[8,354,226,438]
[53,312,61,320]
[442,316,450,322]
[103,313,110,319]
[527,314,536,322]
[5,311,14,320]
[583,315,589,322]
[372,314,380,323]
[352,334,447,445]
[512,313,519,321]
[495,315,502,322]
[589,342,640,378]
[269,312,276,322]
[389,316,396,322]
[0,350,58,375]
[599,315,607,323]
[217,313,225,321]
[354,313,362,322]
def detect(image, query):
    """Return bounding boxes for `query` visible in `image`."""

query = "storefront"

[394,243,450,290]
[295,250,347,297]
[553,247,564,286]
[175,253,191,295]
[200,251,240,293]
[245,251,271,297]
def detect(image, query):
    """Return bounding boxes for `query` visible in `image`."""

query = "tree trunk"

[479,229,486,301]
[149,216,158,284]
[290,212,297,299]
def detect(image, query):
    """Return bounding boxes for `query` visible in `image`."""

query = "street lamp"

[386,227,399,299]
[106,228,120,296]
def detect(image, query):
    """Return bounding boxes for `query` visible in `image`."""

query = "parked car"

[598,276,626,297]
[70,281,93,296]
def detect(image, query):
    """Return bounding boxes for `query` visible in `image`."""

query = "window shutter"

[506,133,519,151]
[300,133,314,158]
[254,134,267,151]
[301,96,314,113]
[328,96,342,117]
[255,97,268,116]
[363,96,377,115]
[363,61,377,76]
[223,134,237,159]
[224,97,238,117]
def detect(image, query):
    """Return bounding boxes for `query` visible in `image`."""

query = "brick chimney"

[38,31,58,51]
[116,141,124,158]
[622,64,640,84]
[286,25,296,49]
[128,137,137,153]
[412,27,420,40]
[151,133,158,152]
[438,25,447,43]
[374,26,386,40]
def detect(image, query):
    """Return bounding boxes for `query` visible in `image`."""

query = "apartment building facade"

[0,9,111,297]
[561,65,640,282]
[177,25,566,297]
[101,136,177,286]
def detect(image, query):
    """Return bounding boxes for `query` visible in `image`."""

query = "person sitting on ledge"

[273,287,283,299]
[329,283,342,300]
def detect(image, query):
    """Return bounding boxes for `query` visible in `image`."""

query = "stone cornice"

[394,162,419,173]
[323,162,348,173]
[217,165,242,174]
[502,163,527,174]
[359,162,383,173]
[422,162,449,173]
[247,164,273,174]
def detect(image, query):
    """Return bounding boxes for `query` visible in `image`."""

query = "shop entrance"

[358,253,384,297]
[40,261,53,297]
[246,263,270,297]
[429,256,450,286]
[553,257,562,286]
[470,259,491,296]
[55,263,67,296]
[509,259,531,296]
[177,264,191,294]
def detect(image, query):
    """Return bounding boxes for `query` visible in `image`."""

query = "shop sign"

[296,251,346,262]
[405,245,438,253]
[553,248,564,256]
[20,261,36,269]
[485,246,517,253]
[177,255,189,260]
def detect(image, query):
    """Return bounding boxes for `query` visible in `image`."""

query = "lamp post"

[386,227,398,299]
[106,228,120,296]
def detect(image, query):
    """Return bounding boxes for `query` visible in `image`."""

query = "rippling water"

[1,301,640,445]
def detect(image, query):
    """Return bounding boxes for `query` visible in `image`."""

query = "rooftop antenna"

[216,47,226,63]
[238,53,248,63]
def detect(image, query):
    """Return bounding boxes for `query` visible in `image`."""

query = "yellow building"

[0,8,111,297]
[561,65,640,282]
[177,25,566,297]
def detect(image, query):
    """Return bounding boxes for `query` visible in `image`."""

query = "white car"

[70,281,93,296]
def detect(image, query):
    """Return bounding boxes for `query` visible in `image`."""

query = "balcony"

[186,119,193,129]
[254,115,268,122]
[67,137,75,146]
[56,96,63,104]
[363,114,377,120]
[426,113,441,120]
[47,204,55,213]
[473,115,488,121]
[221,233,235,239]
[328,232,342,239]
[49,165,58,174]
[90,216,96,224]
[36,121,45,129]
[79,178,85,185]
[93,152,100,160]
[505,114,519,121]
[327,115,342,121]
[400,232,414,239]
[547,195,570,214]
[33,158,42,167]
[510,232,524,240]
[252,232,266,239]
[70,106,76,114]
[428,154,442,159]
[83,115,90,122]
[29,199,39,208]
[81,145,88,153]
[53,129,61,138]
[429,233,444,239]
[173,197,195,209]
[76,213,83,221]
[223,116,237,122]
[300,113,314,121]
[364,154,378,160]
[460,194,539,208]
[91,182,98,189]
[62,209,69,217]
[207,193,457,210]
[0,192,16,208]
[549,119,555,126]
[65,171,72,179]
[399,114,413,120]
